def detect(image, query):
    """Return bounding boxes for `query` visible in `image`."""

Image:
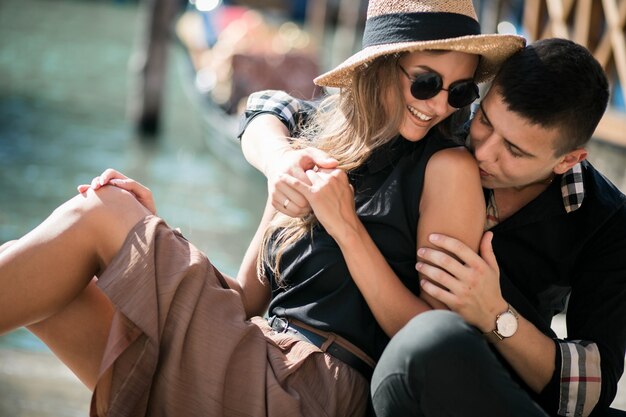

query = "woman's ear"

[553,148,588,175]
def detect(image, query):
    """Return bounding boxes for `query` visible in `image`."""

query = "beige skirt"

[91,215,368,417]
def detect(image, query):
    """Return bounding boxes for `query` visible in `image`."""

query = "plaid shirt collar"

[561,162,585,213]
[485,163,585,230]
[463,132,586,214]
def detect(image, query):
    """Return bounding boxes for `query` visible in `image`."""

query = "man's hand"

[416,232,508,332]
[77,168,157,215]
[268,148,337,217]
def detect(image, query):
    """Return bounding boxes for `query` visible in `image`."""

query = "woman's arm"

[288,148,485,337]
[241,114,294,177]
[417,147,485,309]
[229,199,276,319]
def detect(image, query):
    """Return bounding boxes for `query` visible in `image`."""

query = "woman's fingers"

[108,178,156,214]
[76,169,156,215]
[98,168,128,186]
[77,169,129,193]
[273,180,310,217]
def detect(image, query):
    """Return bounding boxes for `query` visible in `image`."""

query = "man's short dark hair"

[492,38,609,155]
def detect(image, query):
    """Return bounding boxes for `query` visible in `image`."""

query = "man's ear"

[553,149,588,175]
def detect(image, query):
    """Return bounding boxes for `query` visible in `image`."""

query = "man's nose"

[473,134,499,163]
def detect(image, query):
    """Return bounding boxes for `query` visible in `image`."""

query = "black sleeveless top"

[266,131,460,360]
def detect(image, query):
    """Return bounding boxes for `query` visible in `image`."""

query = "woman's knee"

[55,186,149,228]
[49,186,150,264]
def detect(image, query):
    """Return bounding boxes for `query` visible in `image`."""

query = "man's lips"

[479,168,492,177]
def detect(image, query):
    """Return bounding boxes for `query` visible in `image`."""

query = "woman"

[0,0,523,416]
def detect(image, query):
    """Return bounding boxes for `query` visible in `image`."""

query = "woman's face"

[396,51,479,141]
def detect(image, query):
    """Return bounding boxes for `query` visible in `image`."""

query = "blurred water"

[0,0,266,350]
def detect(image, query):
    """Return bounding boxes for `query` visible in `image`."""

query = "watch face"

[496,312,518,338]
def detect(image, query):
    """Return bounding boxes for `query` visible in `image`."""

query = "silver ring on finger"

[283,198,290,210]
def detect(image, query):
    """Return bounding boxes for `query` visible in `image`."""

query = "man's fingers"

[417,247,466,278]
[480,232,498,270]
[416,262,460,293]
[427,233,480,267]
[419,278,455,307]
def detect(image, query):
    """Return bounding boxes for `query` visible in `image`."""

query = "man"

[238,39,626,416]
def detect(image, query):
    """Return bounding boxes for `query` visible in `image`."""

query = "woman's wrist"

[332,216,366,248]
[263,144,292,178]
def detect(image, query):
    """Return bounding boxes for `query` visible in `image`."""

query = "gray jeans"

[371,310,550,417]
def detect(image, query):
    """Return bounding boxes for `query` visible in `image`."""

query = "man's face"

[468,90,572,190]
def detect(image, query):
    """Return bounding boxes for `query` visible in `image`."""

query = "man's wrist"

[483,303,519,343]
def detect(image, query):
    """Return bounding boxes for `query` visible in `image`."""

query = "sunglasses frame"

[398,65,479,108]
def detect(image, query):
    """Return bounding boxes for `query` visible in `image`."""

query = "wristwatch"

[485,304,519,342]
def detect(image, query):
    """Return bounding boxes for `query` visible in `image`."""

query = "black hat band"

[362,12,481,48]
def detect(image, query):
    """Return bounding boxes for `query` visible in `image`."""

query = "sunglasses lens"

[410,72,443,100]
[404,68,479,108]
[448,81,480,108]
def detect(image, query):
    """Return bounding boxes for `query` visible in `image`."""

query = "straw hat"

[314,0,526,87]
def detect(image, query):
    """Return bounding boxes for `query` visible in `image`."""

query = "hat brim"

[314,34,526,88]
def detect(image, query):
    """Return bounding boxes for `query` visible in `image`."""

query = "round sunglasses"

[398,65,479,109]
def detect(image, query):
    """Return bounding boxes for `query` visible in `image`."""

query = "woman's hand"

[267,148,338,218]
[286,167,358,241]
[77,168,157,215]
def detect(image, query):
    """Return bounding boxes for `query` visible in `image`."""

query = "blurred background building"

[175,0,625,144]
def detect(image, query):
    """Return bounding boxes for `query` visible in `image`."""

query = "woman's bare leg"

[2,239,112,388]
[27,279,114,389]
[0,186,150,381]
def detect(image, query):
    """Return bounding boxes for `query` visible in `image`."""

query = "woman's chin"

[399,125,430,141]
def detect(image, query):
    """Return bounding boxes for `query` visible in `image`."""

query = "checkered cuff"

[237,90,318,139]
[557,340,601,417]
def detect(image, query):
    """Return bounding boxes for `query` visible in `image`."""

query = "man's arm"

[418,232,557,392]
[553,203,626,416]
[419,201,626,416]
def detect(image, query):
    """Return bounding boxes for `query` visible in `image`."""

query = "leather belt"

[267,316,375,380]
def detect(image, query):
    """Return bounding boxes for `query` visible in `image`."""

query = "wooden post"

[522,0,543,41]
[306,0,327,54]
[128,0,181,136]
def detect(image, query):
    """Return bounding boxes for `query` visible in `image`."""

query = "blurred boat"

[173,2,322,172]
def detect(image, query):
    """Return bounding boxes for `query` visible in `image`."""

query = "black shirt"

[266,132,460,360]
